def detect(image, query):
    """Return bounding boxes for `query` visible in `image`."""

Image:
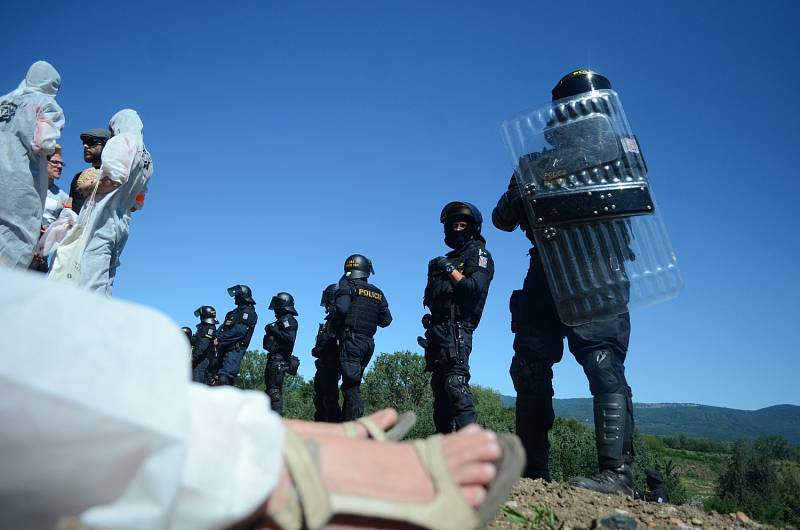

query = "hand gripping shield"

[501,89,682,325]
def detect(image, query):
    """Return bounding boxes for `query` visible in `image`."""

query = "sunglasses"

[82,138,106,147]
[48,159,66,168]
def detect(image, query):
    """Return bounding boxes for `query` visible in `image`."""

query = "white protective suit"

[50,109,152,294]
[0,61,64,268]
[0,266,284,530]
[42,181,70,225]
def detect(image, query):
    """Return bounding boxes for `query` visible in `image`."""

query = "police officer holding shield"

[419,202,494,433]
[331,255,392,421]
[312,283,342,422]
[493,70,682,495]
[191,305,218,384]
[212,285,258,386]
[263,292,299,415]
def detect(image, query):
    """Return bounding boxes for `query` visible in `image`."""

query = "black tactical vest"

[343,281,384,336]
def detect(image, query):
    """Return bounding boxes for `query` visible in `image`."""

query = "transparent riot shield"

[501,89,682,325]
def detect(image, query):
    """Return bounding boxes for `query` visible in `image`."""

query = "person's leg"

[219,348,245,385]
[340,334,370,421]
[313,359,325,422]
[266,360,286,416]
[567,312,634,495]
[509,256,566,481]
[339,340,362,422]
[448,328,477,431]
[320,353,342,422]
[431,369,452,434]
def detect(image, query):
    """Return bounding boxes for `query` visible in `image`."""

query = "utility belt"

[267,352,300,375]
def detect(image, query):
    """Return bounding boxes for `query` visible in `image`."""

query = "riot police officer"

[212,284,258,386]
[191,306,218,384]
[312,283,342,422]
[493,70,639,494]
[263,292,299,415]
[419,202,494,433]
[330,254,392,420]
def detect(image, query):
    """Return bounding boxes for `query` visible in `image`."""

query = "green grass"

[502,505,559,529]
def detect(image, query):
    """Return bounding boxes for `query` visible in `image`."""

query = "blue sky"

[4,0,798,410]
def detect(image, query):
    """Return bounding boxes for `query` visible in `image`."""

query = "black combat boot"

[569,393,634,496]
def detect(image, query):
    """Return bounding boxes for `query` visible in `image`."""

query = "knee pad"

[510,356,554,397]
[582,349,626,395]
[340,366,362,389]
[445,374,471,402]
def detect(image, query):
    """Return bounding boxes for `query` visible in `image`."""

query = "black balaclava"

[444,215,474,250]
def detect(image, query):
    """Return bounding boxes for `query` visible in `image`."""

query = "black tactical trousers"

[510,252,633,478]
[313,343,342,422]
[426,323,476,433]
[192,357,210,385]
[265,357,287,416]
[339,331,374,421]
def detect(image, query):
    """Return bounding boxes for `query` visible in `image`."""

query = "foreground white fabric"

[0,267,284,530]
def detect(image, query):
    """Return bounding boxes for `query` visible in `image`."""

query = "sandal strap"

[356,417,388,441]
[329,435,479,530]
[278,430,332,530]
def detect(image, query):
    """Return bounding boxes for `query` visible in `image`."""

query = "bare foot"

[261,424,500,529]
[285,409,399,439]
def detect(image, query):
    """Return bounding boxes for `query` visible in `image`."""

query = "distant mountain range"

[499,397,800,444]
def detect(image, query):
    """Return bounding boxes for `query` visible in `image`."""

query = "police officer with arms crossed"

[418,202,494,434]
[312,283,342,422]
[493,70,644,495]
[331,255,392,421]
[211,285,258,386]
[263,292,300,416]
[191,305,218,384]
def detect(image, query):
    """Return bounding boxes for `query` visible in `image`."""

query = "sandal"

[270,428,525,530]
[341,411,417,441]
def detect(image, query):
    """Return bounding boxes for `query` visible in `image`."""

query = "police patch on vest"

[282,320,290,328]
[356,288,382,301]
[478,255,488,268]
[243,313,249,320]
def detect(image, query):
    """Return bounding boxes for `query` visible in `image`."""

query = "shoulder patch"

[478,255,488,268]
[242,312,249,320]
[282,319,290,328]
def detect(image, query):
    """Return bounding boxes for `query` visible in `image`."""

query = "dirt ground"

[487,479,778,530]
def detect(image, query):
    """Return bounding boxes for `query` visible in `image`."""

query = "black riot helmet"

[320,283,338,307]
[227,284,255,305]
[551,69,612,101]
[269,292,298,316]
[180,327,193,342]
[344,254,374,279]
[194,305,219,325]
[440,201,485,249]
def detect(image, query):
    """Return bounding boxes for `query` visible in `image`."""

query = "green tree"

[547,417,596,482]
[236,350,314,420]
[706,439,789,526]
[361,350,435,438]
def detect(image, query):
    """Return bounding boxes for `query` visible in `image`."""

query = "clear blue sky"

[4,0,798,410]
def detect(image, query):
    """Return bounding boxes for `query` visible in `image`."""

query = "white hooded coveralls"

[51,109,152,294]
[0,61,64,268]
